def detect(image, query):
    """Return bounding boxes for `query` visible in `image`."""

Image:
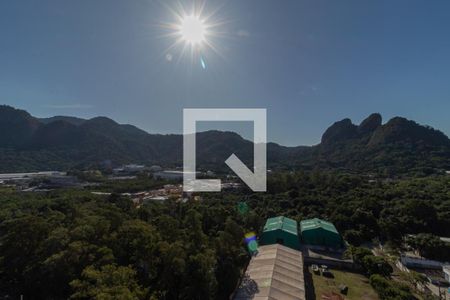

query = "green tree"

[344,246,372,264]
[215,218,246,299]
[113,220,161,281]
[0,215,50,297]
[155,241,186,299]
[70,264,147,300]
[362,255,393,277]
[182,249,218,300]
[370,274,414,300]
[407,233,450,261]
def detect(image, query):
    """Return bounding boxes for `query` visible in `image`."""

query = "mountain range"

[0,105,449,174]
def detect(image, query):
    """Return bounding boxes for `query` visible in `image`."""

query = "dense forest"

[0,172,449,299]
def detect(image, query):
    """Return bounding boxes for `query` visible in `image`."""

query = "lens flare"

[244,232,259,254]
[200,56,206,69]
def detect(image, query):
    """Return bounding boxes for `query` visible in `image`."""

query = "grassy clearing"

[308,267,379,300]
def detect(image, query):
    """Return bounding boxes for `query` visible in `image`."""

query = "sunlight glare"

[179,15,205,45]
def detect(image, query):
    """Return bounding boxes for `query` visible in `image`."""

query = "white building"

[444,265,450,283]
[149,165,163,172]
[153,170,198,180]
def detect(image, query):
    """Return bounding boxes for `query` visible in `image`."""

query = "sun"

[179,15,206,45]
[159,1,226,67]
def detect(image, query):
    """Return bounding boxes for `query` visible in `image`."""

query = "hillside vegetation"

[1,105,449,174]
[0,172,449,299]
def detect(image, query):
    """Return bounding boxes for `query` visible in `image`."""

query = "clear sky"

[1,0,450,146]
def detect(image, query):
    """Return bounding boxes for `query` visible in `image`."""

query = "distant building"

[113,164,146,174]
[443,265,450,284]
[143,196,167,202]
[300,218,342,248]
[39,175,80,188]
[0,171,81,190]
[399,255,444,270]
[233,244,306,300]
[163,184,182,194]
[260,216,301,250]
[397,255,449,287]
[123,164,146,172]
[221,182,242,190]
[153,170,198,180]
[0,171,66,180]
[149,165,163,172]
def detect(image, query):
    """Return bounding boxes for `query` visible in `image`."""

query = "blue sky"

[1,0,450,146]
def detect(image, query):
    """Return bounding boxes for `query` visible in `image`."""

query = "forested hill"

[0,105,449,174]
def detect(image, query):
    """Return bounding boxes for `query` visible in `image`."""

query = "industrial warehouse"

[259,216,301,251]
[300,218,343,249]
[234,244,306,300]
[234,216,355,300]
[260,216,343,251]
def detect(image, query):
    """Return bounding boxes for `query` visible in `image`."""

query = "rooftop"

[300,218,339,234]
[400,254,444,269]
[234,244,306,300]
[263,216,298,236]
[444,265,450,274]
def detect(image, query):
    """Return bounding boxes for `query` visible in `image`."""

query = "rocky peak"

[358,113,382,134]
[321,118,358,144]
[369,116,450,146]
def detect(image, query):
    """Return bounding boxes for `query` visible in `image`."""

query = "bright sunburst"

[178,15,206,45]
[158,1,226,68]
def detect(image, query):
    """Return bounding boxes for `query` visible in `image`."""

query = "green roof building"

[300,218,342,248]
[259,216,301,250]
